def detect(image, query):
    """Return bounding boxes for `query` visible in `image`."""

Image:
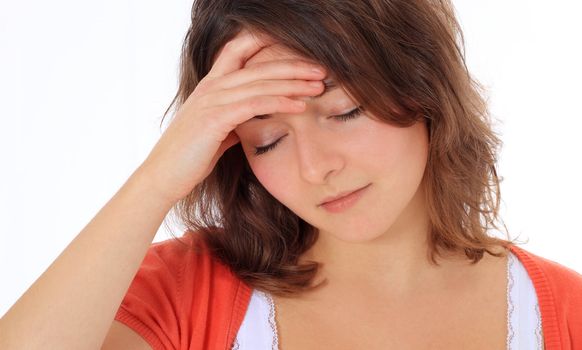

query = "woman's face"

[234,43,430,243]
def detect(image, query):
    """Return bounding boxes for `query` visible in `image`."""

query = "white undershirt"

[232,251,543,350]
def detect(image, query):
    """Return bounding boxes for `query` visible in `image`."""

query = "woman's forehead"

[244,43,315,68]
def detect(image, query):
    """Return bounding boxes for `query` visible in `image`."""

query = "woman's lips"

[319,183,371,213]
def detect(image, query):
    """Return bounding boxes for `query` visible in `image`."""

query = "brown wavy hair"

[160,0,522,298]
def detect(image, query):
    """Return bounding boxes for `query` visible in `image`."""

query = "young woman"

[1,1,581,349]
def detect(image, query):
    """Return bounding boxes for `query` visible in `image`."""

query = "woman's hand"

[137,29,327,204]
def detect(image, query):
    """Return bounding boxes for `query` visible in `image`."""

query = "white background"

[1,0,581,316]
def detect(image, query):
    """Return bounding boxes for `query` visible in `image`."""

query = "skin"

[234,42,506,299]
[233,41,510,349]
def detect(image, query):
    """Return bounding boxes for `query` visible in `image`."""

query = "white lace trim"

[231,289,279,350]
[506,252,544,349]
[507,250,516,349]
[257,289,280,350]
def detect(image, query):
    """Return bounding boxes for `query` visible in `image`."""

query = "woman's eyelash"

[333,106,364,122]
[253,106,364,156]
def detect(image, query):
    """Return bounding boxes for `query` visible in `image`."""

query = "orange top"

[114,231,582,350]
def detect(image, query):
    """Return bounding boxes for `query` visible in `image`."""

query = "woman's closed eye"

[253,106,364,156]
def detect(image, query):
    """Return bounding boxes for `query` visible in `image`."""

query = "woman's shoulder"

[509,244,582,284]
[150,230,253,295]
[508,243,582,302]
[508,244,582,348]
[115,230,253,349]
[146,230,239,281]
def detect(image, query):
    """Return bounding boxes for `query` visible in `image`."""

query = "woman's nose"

[294,130,345,184]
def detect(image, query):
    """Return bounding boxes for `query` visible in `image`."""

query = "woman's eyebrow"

[252,79,338,121]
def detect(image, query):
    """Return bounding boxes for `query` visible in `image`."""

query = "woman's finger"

[206,29,277,79]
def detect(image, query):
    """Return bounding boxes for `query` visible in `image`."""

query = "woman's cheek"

[250,158,295,203]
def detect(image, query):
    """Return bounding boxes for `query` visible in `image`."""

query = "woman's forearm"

[0,167,177,349]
